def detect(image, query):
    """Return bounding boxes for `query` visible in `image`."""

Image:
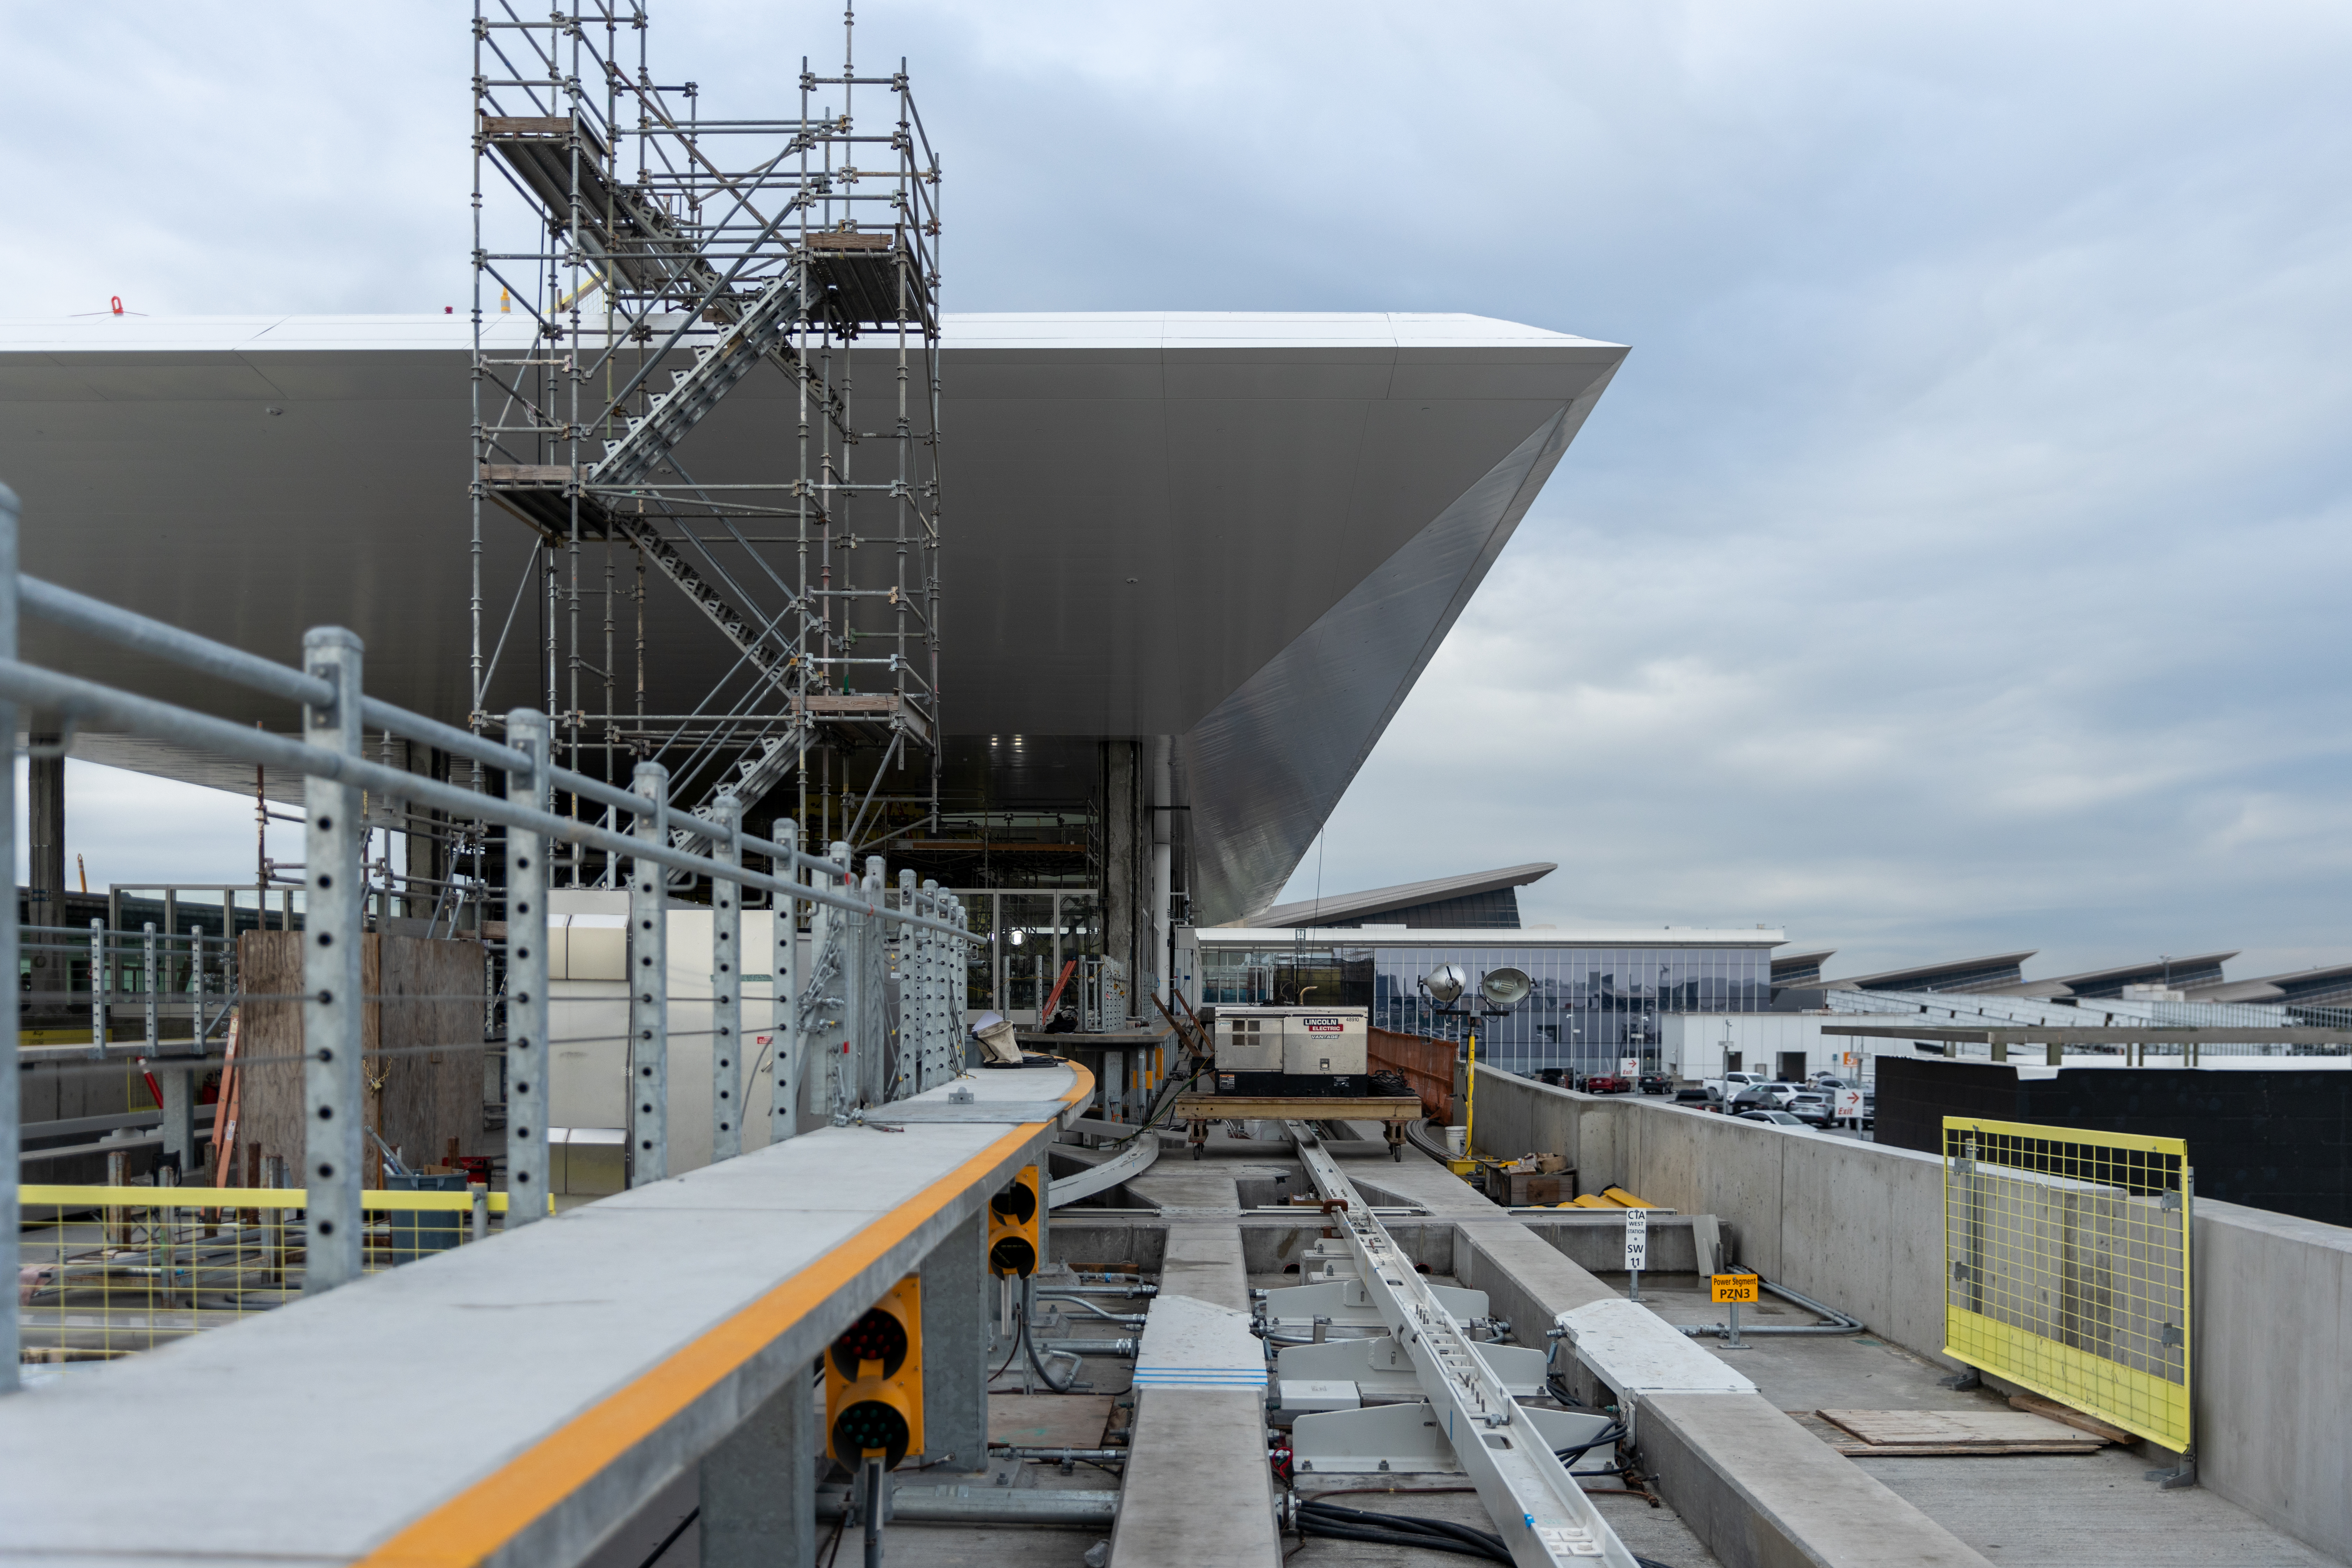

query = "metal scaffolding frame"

[469,2,943,886]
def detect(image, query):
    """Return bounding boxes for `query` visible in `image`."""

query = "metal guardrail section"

[0,480,979,1390]
[1288,1122,1640,1568]
[1942,1116,2192,1452]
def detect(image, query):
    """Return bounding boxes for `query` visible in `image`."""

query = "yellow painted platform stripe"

[20,1184,520,1212]
[357,1068,1091,1568]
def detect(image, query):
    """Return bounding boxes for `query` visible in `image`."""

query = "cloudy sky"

[6,1,2350,982]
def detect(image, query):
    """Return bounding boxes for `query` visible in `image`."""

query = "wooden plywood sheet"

[1810,1408,2107,1455]
[988,1393,1114,1449]
[229,933,487,1183]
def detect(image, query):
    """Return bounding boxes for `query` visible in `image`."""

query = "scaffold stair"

[670,724,812,852]
[590,272,807,490]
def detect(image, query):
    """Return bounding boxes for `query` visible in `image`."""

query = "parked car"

[1673,1087,1714,1105]
[1785,1093,1834,1126]
[1736,1109,1807,1127]
[1730,1082,1801,1112]
[1579,1073,1632,1095]
[1638,1072,1673,1096]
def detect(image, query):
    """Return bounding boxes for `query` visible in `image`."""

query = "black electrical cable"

[1294,1503,1679,1568]
[1306,1503,1512,1556]
[1020,1276,1081,1393]
[1554,1421,1628,1465]
[631,1506,699,1568]
[1295,1514,1508,1564]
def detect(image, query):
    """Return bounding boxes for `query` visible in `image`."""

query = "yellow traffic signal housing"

[987,1166,1041,1277]
[825,1275,925,1469]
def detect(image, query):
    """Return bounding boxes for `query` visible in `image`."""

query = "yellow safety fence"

[1941,1117,2192,1451]
[17,1184,538,1363]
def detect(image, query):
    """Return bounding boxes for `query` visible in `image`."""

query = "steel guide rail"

[1287,1122,1639,1568]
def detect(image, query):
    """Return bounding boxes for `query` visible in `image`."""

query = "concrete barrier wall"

[1469,1065,2352,1564]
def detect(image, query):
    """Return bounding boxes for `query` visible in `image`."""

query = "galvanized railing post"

[771,816,802,1144]
[928,884,946,1089]
[954,896,972,1063]
[142,922,159,1054]
[629,761,670,1185]
[897,869,919,1097]
[863,855,888,1105]
[503,709,552,1226]
[915,877,937,1093]
[89,917,106,1058]
[0,481,21,1391]
[301,627,366,1293]
[712,792,743,1164]
[827,840,853,1120]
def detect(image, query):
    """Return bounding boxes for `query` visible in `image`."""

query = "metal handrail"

[0,657,959,938]
[0,480,979,1386]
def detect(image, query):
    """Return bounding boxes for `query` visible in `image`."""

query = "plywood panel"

[229,933,487,1183]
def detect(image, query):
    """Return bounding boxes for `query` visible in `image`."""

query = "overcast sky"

[6,1,2351,982]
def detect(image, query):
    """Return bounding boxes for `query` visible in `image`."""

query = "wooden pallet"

[1802,1408,2108,1456]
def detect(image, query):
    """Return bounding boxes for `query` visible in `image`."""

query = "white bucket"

[1444,1126,1468,1158]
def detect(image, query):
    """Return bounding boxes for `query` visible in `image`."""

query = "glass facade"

[1195,940,1771,1077]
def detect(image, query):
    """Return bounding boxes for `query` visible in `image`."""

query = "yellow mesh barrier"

[1942,1118,2191,1450]
[17,1184,531,1362]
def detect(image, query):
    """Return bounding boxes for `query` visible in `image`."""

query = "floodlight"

[1481,967,1533,1009]
[1423,965,1468,1004]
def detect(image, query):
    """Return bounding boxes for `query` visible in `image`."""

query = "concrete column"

[699,1367,818,1568]
[1,484,20,1392]
[158,1067,196,1177]
[1103,741,1140,1024]
[26,736,63,931]
[919,1209,990,1472]
[1150,736,1171,1005]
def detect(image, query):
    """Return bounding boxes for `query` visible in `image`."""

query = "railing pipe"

[301,626,367,1293]
[0,659,970,939]
[20,574,336,710]
[20,573,539,784]
[503,708,552,1225]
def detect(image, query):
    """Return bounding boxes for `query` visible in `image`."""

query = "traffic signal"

[825,1275,925,1469]
[987,1166,1041,1277]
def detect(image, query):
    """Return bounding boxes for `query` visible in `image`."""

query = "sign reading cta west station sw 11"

[1711,1273,1759,1304]
[1623,1208,1647,1272]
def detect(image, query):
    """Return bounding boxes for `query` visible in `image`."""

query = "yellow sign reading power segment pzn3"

[1711,1273,1760,1304]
